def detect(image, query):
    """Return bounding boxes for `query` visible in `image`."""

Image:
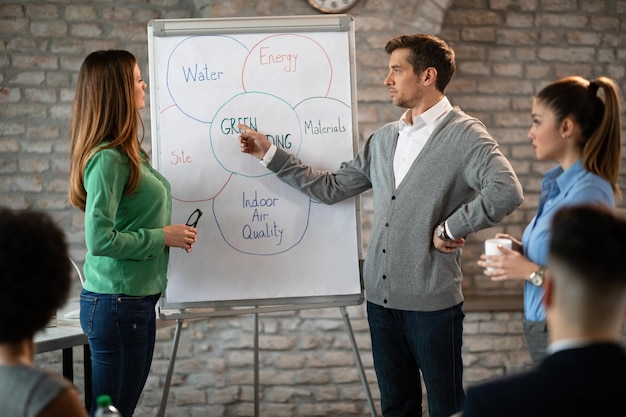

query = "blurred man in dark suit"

[461,204,626,417]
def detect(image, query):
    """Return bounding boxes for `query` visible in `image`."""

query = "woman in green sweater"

[68,50,198,416]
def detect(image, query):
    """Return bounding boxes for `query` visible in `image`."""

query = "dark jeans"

[523,319,548,364]
[367,301,465,417]
[80,289,160,417]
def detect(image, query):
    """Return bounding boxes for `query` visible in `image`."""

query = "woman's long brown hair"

[68,50,146,211]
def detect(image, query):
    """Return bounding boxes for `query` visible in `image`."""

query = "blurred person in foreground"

[0,207,87,417]
[463,204,626,417]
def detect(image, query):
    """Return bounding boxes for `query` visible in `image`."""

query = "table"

[34,318,91,409]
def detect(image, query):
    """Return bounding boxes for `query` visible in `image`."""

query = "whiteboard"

[147,16,363,309]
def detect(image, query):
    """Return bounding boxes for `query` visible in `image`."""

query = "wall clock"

[307,0,361,14]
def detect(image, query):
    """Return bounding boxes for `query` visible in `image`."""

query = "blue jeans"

[367,301,465,417]
[80,289,160,417]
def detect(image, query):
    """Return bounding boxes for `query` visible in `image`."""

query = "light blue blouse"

[522,159,614,321]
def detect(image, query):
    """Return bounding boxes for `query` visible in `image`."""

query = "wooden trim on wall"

[463,294,523,312]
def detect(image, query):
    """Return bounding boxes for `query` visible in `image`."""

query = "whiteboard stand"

[339,305,377,417]
[148,14,369,416]
[253,310,260,417]
[156,304,377,417]
[158,315,184,417]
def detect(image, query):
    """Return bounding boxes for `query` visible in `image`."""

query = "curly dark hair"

[0,207,72,342]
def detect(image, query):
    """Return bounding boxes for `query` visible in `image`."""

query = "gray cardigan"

[268,107,523,311]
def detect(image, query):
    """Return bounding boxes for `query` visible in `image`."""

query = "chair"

[69,257,84,286]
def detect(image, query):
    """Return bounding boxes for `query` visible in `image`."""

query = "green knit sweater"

[83,147,171,296]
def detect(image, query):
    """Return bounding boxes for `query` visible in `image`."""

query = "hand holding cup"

[484,238,512,272]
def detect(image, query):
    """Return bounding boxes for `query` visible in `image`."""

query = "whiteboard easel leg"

[254,312,260,417]
[340,306,377,417]
[158,318,184,417]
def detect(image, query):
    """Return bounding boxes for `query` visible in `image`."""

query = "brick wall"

[3,0,625,416]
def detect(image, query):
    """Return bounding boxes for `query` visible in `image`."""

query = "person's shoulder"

[0,366,80,417]
[35,370,86,417]
[557,343,626,364]
[92,145,128,161]
[0,363,49,382]
[40,368,74,387]
[446,107,479,123]
[468,367,548,400]
[37,385,87,417]
[578,168,612,187]
[566,165,614,201]
[441,107,489,135]
[365,122,399,149]
[463,371,543,417]
[86,146,130,172]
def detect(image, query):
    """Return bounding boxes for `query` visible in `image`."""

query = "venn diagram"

[157,33,353,255]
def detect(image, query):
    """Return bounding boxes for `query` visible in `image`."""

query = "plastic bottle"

[94,394,122,417]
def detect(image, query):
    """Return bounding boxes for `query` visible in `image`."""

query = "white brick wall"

[3,0,624,415]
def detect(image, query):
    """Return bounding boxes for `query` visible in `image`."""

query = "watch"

[436,223,451,242]
[307,0,361,13]
[529,266,545,287]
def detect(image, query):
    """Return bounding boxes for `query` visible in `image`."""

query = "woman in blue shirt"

[478,76,622,363]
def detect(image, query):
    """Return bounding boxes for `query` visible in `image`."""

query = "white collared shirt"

[547,338,590,355]
[393,96,453,186]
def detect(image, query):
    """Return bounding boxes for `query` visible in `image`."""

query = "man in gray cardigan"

[238,34,523,417]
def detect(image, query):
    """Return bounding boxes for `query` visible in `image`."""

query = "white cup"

[484,238,512,271]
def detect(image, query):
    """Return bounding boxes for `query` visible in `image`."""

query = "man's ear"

[422,67,438,86]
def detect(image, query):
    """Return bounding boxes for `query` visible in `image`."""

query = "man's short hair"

[385,34,456,93]
[549,204,626,289]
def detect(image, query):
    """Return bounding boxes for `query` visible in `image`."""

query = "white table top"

[34,299,86,353]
